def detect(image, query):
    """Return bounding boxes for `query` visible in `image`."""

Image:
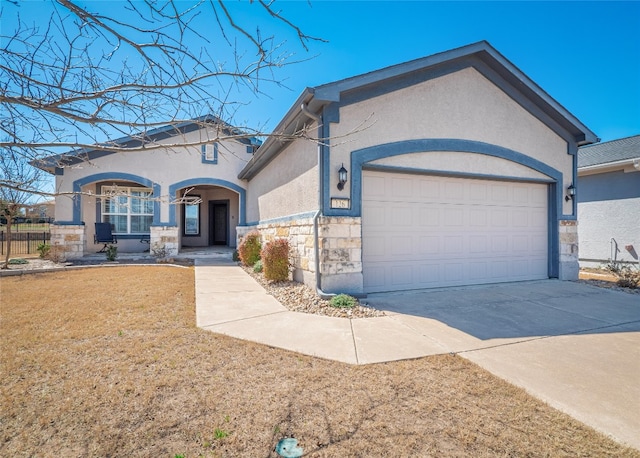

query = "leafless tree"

[0,150,45,267]
[1,0,325,196]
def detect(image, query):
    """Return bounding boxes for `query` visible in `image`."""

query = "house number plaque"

[330,198,350,209]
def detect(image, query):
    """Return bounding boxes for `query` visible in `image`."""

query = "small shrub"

[105,245,118,261]
[261,238,290,281]
[8,258,28,265]
[37,242,51,259]
[330,294,357,308]
[605,260,640,289]
[238,231,261,266]
[48,243,65,263]
[232,250,240,262]
[253,259,263,273]
[616,266,639,289]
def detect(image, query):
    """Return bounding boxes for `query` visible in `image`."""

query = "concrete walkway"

[195,261,640,450]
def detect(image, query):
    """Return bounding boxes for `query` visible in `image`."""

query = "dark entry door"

[209,201,228,245]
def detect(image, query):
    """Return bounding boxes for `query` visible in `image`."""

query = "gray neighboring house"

[577,135,640,268]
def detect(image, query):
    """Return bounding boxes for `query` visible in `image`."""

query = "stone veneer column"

[235,225,251,247]
[251,217,316,286]
[241,216,364,294]
[559,220,579,280]
[318,216,363,295]
[50,224,86,259]
[150,225,179,257]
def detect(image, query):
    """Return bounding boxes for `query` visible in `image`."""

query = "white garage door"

[362,170,549,293]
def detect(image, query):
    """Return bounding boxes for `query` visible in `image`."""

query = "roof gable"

[33,115,261,174]
[240,41,598,180]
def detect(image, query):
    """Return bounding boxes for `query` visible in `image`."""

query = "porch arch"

[168,178,246,226]
[72,172,160,224]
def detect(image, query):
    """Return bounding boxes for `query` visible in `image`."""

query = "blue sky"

[4,0,639,144]
[239,1,640,143]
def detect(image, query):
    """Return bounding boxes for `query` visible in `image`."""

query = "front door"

[209,201,228,246]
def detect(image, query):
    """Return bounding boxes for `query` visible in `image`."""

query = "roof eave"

[578,157,640,174]
[238,88,323,180]
[240,41,599,179]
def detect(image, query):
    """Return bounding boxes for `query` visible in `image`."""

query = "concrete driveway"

[364,280,640,450]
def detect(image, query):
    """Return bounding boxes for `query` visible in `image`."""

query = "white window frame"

[183,195,200,236]
[201,143,218,164]
[101,186,154,235]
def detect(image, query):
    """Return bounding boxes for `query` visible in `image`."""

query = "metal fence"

[0,229,52,255]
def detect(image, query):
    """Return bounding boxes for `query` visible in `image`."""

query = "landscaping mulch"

[242,266,386,318]
[1,266,638,457]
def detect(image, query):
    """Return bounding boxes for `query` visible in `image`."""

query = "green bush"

[330,294,357,308]
[253,259,263,273]
[37,243,51,259]
[261,238,290,281]
[238,231,261,266]
[105,245,118,262]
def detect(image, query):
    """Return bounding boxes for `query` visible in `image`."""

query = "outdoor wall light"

[565,183,576,202]
[337,163,348,190]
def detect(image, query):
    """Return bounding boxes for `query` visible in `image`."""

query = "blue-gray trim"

[245,211,318,227]
[324,139,563,217]
[168,178,246,226]
[569,143,578,216]
[72,173,161,225]
[33,115,262,174]
[238,41,597,182]
[201,144,218,164]
[53,221,85,226]
[363,163,555,185]
[324,138,565,279]
[548,184,559,277]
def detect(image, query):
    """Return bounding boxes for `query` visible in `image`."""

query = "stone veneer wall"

[50,224,86,259]
[150,226,179,257]
[559,219,579,280]
[237,216,364,294]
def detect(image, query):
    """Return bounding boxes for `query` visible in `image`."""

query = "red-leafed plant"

[261,238,290,281]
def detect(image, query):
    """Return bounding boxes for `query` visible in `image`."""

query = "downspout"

[301,103,335,299]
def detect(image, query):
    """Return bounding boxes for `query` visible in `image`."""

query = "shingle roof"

[578,135,640,168]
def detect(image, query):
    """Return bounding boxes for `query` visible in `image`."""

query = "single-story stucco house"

[35,41,598,295]
[577,135,640,268]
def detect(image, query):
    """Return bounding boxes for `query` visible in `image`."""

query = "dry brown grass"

[1,267,638,457]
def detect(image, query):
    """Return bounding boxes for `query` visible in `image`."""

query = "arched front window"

[101,185,153,234]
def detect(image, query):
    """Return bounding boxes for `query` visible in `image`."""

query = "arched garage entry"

[349,139,563,293]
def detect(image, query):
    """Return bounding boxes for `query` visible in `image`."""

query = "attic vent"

[201,144,218,164]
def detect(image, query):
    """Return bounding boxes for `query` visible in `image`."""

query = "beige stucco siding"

[329,67,573,214]
[54,127,249,224]
[370,151,551,181]
[245,135,319,223]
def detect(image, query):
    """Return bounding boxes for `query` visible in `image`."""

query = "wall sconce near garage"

[565,183,576,202]
[337,163,348,190]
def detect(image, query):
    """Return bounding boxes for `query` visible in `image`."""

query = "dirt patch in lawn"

[1,267,637,457]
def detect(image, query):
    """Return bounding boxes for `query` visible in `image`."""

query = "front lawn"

[1,267,636,457]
